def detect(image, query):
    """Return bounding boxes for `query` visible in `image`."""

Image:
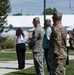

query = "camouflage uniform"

[49,24,67,75]
[32,26,45,75]
[50,24,67,75]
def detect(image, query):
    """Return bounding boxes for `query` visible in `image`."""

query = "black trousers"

[66,47,70,65]
[16,43,26,69]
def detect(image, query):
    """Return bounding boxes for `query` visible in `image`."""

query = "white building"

[7,15,74,28]
[1,15,74,37]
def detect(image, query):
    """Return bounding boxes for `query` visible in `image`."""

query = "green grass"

[4,46,32,53]
[69,49,74,55]
[66,60,74,75]
[0,53,17,61]
[4,60,74,75]
[0,48,74,75]
[0,52,33,61]
[4,66,49,75]
[0,48,73,61]
[0,46,33,61]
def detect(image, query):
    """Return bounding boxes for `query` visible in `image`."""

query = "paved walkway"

[0,55,74,75]
[69,55,74,60]
[0,59,34,75]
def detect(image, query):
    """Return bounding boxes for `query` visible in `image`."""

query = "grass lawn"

[0,47,74,75]
[0,47,33,61]
[3,46,32,53]
[4,60,74,75]
[66,60,74,75]
[0,48,74,61]
[4,65,49,75]
[69,49,74,55]
[0,52,33,61]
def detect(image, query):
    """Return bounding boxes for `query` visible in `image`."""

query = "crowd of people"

[14,12,74,75]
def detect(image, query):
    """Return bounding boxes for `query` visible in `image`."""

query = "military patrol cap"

[52,12,62,20]
[33,17,40,22]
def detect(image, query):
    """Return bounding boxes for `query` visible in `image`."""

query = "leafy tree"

[13,13,22,16]
[0,0,11,33]
[52,8,58,13]
[42,7,58,15]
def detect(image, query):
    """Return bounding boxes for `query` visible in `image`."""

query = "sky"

[8,0,74,15]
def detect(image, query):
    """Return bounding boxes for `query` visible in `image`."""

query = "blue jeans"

[44,48,52,75]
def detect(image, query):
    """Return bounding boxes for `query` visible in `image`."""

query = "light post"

[21,10,23,15]
[44,0,46,23]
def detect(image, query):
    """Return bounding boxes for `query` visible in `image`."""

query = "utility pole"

[21,10,23,15]
[69,0,71,14]
[44,0,46,23]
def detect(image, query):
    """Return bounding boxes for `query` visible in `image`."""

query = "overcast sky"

[9,0,74,15]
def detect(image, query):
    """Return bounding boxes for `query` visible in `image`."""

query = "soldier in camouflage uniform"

[30,17,45,75]
[49,12,67,75]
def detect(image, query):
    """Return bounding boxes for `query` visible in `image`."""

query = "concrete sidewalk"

[0,55,74,75]
[69,55,74,60]
[0,59,34,75]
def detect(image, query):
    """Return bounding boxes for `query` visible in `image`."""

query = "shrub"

[3,35,14,49]
[3,41,14,48]
[0,43,6,49]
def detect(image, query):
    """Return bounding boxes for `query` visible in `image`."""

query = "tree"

[0,0,11,33]
[13,10,23,16]
[13,13,22,16]
[42,7,58,15]
[52,8,58,13]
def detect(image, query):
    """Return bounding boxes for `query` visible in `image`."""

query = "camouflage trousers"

[52,58,66,75]
[49,52,66,75]
[33,51,44,75]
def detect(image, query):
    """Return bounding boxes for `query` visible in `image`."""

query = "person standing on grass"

[14,28,26,69]
[42,19,52,75]
[29,17,45,75]
[50,12,67,75]
[66,31,71,65]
